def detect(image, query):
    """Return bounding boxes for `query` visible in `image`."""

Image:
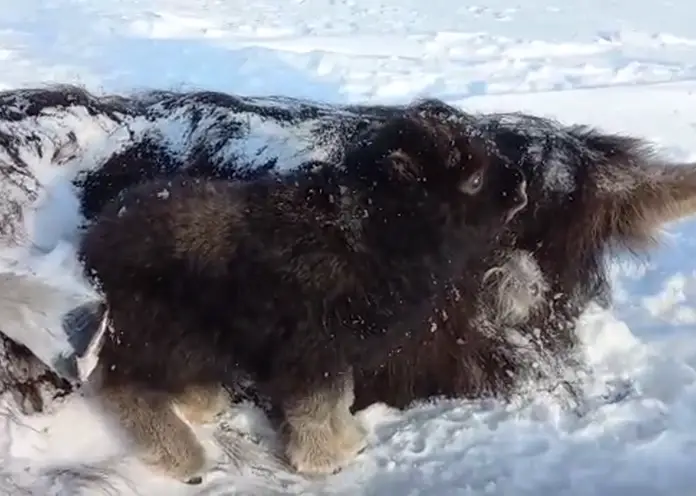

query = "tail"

[0,271,105,383]
[569,127,696,253]
[615,160,696,235]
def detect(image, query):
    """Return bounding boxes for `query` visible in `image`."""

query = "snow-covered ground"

[2,0,696,494]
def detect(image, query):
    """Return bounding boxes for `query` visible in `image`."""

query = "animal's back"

[80,176,246,287]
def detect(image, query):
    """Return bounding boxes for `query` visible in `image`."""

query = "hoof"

[185,476,203,485]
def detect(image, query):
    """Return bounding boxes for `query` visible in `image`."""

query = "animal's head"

[346,110,529,234]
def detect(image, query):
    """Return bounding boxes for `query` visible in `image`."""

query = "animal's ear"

[385,149,420,181]
[581,130,696,251]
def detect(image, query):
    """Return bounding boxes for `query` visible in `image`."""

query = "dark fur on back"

[79,110,528,404]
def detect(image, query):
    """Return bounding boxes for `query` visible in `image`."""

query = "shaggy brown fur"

[8,85,693,449]
[352,246,552,409]
[352,119,696,410]
[78,111,529,481]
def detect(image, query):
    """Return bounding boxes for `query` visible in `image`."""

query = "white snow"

[2,0,696,494]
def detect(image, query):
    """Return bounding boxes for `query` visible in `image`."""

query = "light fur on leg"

[329,370,368,455]
[172,383,230,425]
[95,382,208,485]
[281,371,367,475]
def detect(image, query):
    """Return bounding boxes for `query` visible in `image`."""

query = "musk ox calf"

[5,85,696,453]
[77,110,528,483]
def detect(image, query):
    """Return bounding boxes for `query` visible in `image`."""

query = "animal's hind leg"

[281,370,367,475]
[172,383,230,425]
[96,383,208,485]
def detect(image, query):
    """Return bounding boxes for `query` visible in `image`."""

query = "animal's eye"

[459,169,484,195]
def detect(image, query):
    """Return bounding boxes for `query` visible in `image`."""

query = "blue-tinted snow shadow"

[0,0,345,100]
[609,217,696,359]
[83,38,345,102]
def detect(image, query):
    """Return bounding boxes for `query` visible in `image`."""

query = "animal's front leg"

[328,369,368,455]
[94,380,209,485]
[280,369,367,475]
